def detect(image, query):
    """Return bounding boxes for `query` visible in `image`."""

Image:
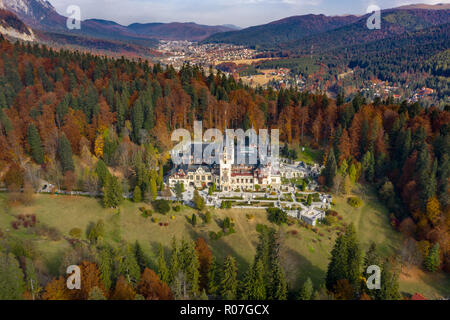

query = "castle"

[167,141,282,192]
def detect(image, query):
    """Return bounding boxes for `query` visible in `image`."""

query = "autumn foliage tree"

[137,268,173,300]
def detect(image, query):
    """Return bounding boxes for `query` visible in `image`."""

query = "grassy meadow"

[0,188,448,298]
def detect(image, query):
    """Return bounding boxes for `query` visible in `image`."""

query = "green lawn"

[0,190,448,298]
[295,146,323,165]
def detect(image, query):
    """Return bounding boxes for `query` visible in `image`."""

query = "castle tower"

[220,126,233,192]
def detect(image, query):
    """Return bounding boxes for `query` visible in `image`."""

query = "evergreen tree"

[133,186,142,203]
[0,252,25,300]
[27,124,44,164]
[326,234,348,291]
[133,240,147,272]
[98,245,114,291]
[58,133,74,173]
[169,237,180,284]
[103,175,123,208]
[326,224,361,296]
[269,259,287,300]
[424,243,441,272]
[324,148,337,188]
[24,258,40,300]
[220,256,238,300]
[178,240,200,296]
[96,159,109,187]
[298,278,313,300]
[157,243,170,284]
[345,224,361,289]
[207,256,219,296]
[377,261,401,300]
[363,242,380,273]
[117,245,141,284]
[241,259,266,300]
[150,177,158,201]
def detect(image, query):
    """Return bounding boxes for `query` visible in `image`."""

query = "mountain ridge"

[0,0,236,41]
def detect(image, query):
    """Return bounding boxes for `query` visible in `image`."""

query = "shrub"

[152,217,159,223]
[267,207,288,225]
[209,231,224,241]
[327,210,339,217]
[69,228,82,239]
[204,211,212,224]
[153,199,171,214]
[347,197,363,208]
[173,205,181,212]
[324,215,337,226]
[141,209,153,218]
[164,223,169,227]
[35,224,62,241]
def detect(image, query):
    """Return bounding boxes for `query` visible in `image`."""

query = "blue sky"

[48,0,448,27]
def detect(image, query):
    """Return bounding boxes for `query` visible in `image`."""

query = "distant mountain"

[282,8,450,53]
[396,3,450,10]
[0,0,235,42]
[0,8,34,41]
[203,14,360,48]
[127,22,234,41]
[0,0,66,30]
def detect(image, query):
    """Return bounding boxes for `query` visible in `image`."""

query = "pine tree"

[363,242,380,272]
[157,244,170,284]
[179,240,200,296]
[344,224,361,290]
[117,245,141,284]
[207,256,219,296]
[98,245,114,291]
[103,175,123,208]
[269,259,287,300]
[324,148,337,188]
[424,243,440,272]
[96,159,109,187]
[377,261,401,300]
[58,133,74,173]
[24,258,40,300]
[133,185,142,203]
[150,177,158,201]
[220,256,238,300]
[326,234,348,291]
[0,252,25,300]
[169,237,180,284]
[241,259,266,300]
[133,240,147,272]
[298,278,313,300]
[27,124,44,164]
